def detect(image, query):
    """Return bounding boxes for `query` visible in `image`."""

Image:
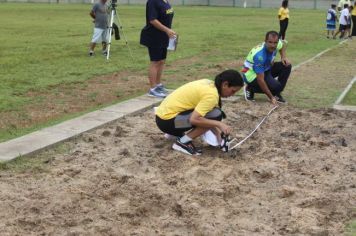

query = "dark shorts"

[148,47,167,61]
[156,108,223,137]
[339,24,347,31]
[326,24,336,30]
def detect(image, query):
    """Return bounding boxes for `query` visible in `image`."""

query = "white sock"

[180,135,192,143]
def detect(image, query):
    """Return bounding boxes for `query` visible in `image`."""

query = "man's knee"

[205,108,223,121]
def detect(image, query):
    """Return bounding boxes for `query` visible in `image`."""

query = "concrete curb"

[333,77,356,111]
[0,95,162,161]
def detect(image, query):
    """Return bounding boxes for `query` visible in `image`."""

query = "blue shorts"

[148,47,167,62]
[327,24,336,30]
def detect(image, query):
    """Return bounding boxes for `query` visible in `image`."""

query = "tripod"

[106,1,133,60]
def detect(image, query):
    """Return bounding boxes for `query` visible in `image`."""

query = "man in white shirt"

[334,4,350,38]
[337,0,352,11]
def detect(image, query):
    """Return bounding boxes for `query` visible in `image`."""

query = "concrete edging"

[0,95,162,161]
[333,77,356,111]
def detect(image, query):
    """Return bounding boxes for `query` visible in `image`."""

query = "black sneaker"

[275,94,287,103]
[89,51,94,57]
[244,85,255,101]
[172,139,201,155]
[190,142,202,155]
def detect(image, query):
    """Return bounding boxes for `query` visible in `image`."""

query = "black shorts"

[339,24,347,31]
[148,47,167,61]
[155,108,223,137]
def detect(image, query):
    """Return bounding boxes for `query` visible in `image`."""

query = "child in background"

[326,4,338,39]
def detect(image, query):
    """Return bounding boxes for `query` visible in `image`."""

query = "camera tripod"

[106,1,133,60]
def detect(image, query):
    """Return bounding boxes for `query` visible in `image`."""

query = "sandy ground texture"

[0,100,355,235]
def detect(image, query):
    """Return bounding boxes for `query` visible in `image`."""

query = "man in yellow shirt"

[278,0,290,40]
[351,2,356,37]
[155,70,243,155]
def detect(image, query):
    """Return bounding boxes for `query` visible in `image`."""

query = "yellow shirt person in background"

[351,2,356,37]
[338,0,352,11]
[155,70,243,155]
[278,0,289,40]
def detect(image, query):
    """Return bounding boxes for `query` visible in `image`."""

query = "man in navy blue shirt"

[140,0,176,98]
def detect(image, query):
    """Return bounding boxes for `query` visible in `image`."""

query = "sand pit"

[0,100,355,235]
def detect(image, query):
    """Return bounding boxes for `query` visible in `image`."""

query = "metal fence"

[0,0,343,10]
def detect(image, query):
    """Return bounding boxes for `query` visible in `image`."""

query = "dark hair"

[344,4,349,8]
[214,69,243,107]
[282,0,288,8]
[331,4,336,8]
[265,30,279,41]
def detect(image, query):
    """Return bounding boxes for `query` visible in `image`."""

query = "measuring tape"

[222,105,279,152]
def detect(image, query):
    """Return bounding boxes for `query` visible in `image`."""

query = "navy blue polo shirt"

[140,0,174,48]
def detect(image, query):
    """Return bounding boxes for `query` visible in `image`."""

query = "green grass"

[0,3,348,141]
[0,143,70,172]
[0,4,339,110]
[345,219,356,236]
[342,84,356,106]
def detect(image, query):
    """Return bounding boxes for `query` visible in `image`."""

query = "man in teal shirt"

[241,31,292,105]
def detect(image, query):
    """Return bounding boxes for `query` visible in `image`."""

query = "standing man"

[242,31,292,105]
[89,0,109,57]
[334,4,350,39]
[140,0,176,98]
[351,2,356,38]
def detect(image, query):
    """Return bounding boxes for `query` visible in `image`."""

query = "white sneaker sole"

[147,93,166,98]
[244,85,255,102]
[172,143,193,155]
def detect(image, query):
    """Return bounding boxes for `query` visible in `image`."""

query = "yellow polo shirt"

[156,79,219,120]
[278,7,289,20]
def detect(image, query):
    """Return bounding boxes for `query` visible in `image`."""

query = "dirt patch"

[0,101,355,235]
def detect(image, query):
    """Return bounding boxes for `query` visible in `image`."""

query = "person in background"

[326,4,338,39]
[337,0,352,11]
[155,70,243,155]
[334,4,350,39]
[278,0,289,41]
[140,0,176,98]
[346,5,354,38]
[89,0,109,57]
[352,2,356,38]
[242,31,291,105]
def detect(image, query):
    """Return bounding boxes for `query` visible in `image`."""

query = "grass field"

[342,84,356,106]
[0,3,355,142]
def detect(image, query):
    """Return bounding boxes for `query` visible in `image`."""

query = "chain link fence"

[0,0,343,10]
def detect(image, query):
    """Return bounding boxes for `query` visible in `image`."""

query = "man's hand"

[166,29,176,38]
[218,123,232,135]
[281,57,290,66]
[270,97,278,106]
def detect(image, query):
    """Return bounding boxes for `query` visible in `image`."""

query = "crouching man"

[242,30,292,105]
[155,70,243,155]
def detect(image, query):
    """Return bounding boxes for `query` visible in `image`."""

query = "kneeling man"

[242,30,292,105]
